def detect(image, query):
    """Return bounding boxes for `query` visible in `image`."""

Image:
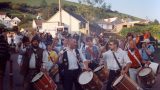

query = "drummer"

[85,37,100,70]
[127,40,150,83]
[102,39,131,90]
[19,35,48,90]
[58,37,90,90]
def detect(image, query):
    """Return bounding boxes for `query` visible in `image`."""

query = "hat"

[22,36,30,43]
[141,39,150,43]
[31,35,40,42]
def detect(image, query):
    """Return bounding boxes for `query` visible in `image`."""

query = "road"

[3,48,160,90]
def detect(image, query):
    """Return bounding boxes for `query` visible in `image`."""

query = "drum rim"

[138,67,152,76]
[31,72,44,83]
[112,75,124,86]
[78,71,93,85]
[94,65,104,72]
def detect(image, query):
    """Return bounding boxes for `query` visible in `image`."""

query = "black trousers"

[62,69,83,90]
[106,70,120,90]
[0,59,7,90]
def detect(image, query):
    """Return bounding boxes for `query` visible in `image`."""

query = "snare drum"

[112,74,140,90]
[31,72,57,90]
[149,62,159,75]
[138,67,155,88]
[94,65,109,82]
[49,64,59,77]
[78,71,102,90]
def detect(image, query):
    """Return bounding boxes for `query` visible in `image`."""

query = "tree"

[77,0,111,21]
[40,0,47,8]
[153,19,159,24]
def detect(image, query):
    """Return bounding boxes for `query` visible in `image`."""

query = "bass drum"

[31,72,57,90]
[93,65,109,82]
[138,67,155,88]
[78,71,102,90]
[112,74,140,90]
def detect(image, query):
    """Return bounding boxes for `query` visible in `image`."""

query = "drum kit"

[31,72,57,90]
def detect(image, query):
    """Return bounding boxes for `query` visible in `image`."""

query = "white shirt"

[14,34,23,44]
[67,48,86,70]
[30,50,48,68]
[103,48,131,70]
[17,49,48,69]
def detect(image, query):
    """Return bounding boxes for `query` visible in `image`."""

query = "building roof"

[4,16,11,21]
[34,19,45,26]
[12,17,21,22]
[65,10,88,23]
[0,12,6,15]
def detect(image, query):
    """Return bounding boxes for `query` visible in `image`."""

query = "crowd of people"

[0,28,159,90]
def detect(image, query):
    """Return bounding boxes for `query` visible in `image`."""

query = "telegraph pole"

[59,0,62,26]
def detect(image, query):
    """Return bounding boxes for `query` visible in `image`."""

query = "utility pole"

[59,0,62,26]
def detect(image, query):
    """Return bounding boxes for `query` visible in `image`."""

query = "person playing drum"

[19,35,48,90]
[58,37,90,90]
[85,37,100,70]
[102,39,132,90]
[127,40,150,83]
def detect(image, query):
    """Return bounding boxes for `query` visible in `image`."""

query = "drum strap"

[47,51,55,64]
[129,50,142,67]
[112,52,122,70]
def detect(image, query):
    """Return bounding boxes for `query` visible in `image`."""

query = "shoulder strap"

[75,49,82,63]
[112,52,122,70]
[47,51,55,64]
[128,50,142,67]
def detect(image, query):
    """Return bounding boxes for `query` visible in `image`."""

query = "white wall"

[0,15,6,20]
[42,22,59,37]
[47,10,80,34]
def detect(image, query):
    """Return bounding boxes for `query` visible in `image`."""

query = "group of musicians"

[16,31,157,90]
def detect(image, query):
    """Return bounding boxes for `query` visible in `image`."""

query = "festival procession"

[0,0,160,90]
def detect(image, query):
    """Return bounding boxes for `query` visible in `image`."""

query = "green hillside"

[0,0,141,28]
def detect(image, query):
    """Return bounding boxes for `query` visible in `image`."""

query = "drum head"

[94,65,104,72]
[149,62,159,74]
[138,68,152,76]
[31,72,43,82]
[78,71,93,85]
[113,75,124,86]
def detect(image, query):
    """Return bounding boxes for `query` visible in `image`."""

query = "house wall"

[0,15,6,20]
[42,22,59,37]
[32,20,37,29]
[47,10,80,34]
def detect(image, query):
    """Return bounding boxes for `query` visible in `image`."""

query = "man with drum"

[19,35,48,90]
[102,39,131,90]
[85,37,100,70]
[127,40,150,83]
[59,37,89,90]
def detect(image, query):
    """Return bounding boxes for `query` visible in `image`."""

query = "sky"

[66,0,160,22]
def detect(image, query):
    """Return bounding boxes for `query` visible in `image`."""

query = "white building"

[42,9,89,37]
[0,12,21,28]
[0,12,6,21]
